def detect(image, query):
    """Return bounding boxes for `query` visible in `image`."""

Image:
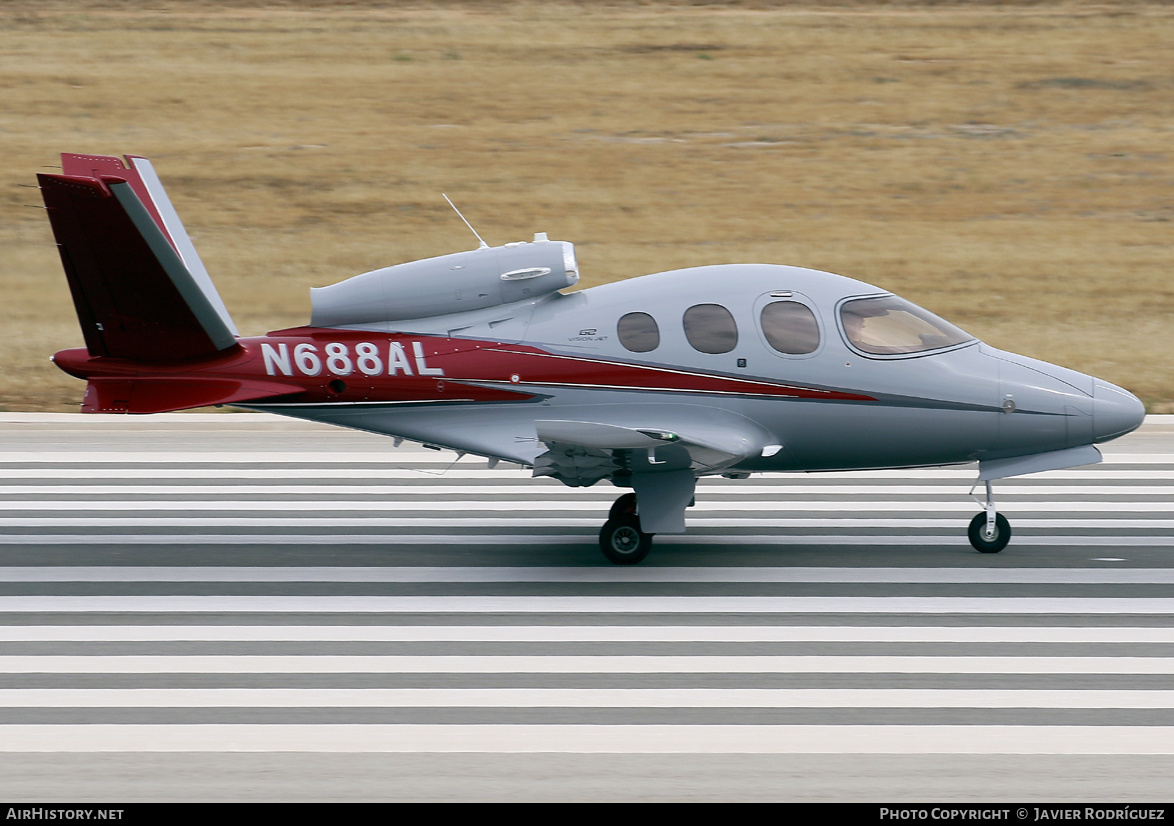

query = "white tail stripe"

[128,156,237,336]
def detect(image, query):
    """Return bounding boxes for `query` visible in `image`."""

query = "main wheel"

[968,511,1011,554]
[609,492,637,520]
[599,515,653,565]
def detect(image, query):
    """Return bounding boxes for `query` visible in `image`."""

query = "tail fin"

[39,153,238,362]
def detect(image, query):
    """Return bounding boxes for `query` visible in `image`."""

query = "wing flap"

[535,420,676,450]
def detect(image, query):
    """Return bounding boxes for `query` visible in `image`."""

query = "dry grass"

[2,1,1172,411]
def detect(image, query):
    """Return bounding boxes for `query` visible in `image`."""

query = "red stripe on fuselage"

[474,346,876,401]
[56,331,877,409]
[250,332,877,404]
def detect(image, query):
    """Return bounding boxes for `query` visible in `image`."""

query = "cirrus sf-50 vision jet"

[39,153,1145,564]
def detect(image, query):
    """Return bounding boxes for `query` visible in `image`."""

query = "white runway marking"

[3,415,1174,784]
[2,688,1172,709]
[1,625,1170,642]
[4,499,1170,512]
[5,533,1174,547]
[0,724,1169,754]
[2,655,1171,674]
[6,449,1174,464]
[9,468,1174,480]
[3,566,1174,584]
[3,596,1174,613]
[6,484,1173,496]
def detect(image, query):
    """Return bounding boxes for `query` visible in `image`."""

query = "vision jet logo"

[570,328,607,342]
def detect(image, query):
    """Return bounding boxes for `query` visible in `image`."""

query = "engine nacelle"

[310,234,578,327]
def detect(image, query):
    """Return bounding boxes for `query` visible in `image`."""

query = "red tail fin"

[39,156,237,362]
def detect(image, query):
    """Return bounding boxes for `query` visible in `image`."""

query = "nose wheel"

[600,493,653,565]
[969,480,1011,553]
[968,511,1010,553]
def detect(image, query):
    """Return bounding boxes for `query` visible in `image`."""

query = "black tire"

[609,492,638,520]
[968,511,1011,554]
[599,515,653,565]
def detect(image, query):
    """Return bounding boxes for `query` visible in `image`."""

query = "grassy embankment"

[1,1,1171,411]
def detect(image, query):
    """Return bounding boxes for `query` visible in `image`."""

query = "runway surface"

[1,412,1172,801]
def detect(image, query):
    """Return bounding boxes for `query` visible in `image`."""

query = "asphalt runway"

[1,412,1172,802]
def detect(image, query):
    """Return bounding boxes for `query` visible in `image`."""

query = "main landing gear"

[599,483,1013,563]
[599,492,653,565]
[969,480,1011,553]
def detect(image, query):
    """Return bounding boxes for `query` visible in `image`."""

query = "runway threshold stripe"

[3,516,1173,529]
[1,688,1172,708]
[7,468,1174,480]
[3,596,1173,614]
[0,655,1170,674]
[0,724,1169,753]
[2,534,1172,548]
[5,501,1171,512]
[2,596,1174,614]
[7,485,1173,496]
[0,452,476,464]
[4,566,1174,584]
[2,626,1171,643]
[6,451,1174,464]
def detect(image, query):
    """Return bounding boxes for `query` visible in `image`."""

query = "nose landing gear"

[969,480,1011,553]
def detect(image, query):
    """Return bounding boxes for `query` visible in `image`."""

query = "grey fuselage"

[250,263,1145,481]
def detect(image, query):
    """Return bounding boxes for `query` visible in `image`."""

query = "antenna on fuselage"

[443,194,489,250]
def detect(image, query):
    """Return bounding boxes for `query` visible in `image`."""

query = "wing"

[531,405,778,534]
[530,420,770,483]
[532,403,779,487]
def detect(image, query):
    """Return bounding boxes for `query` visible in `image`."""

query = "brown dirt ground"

[2,1,1171,411]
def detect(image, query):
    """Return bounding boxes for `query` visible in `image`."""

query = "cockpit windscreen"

[840,295,973,356]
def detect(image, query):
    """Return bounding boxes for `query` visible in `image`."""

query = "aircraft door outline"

[751,290,825,361]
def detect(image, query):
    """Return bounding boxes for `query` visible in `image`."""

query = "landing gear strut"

[609,492,637,520]
[600,493,653,565]
[969,480,1011,553]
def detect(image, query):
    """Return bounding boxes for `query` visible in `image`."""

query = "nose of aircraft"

[1092,381,1145,443]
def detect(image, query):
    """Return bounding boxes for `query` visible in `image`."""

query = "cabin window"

[760,301,820,355]
[683,303,738,354]
[617,312,660,353]
[840,295,973,356]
